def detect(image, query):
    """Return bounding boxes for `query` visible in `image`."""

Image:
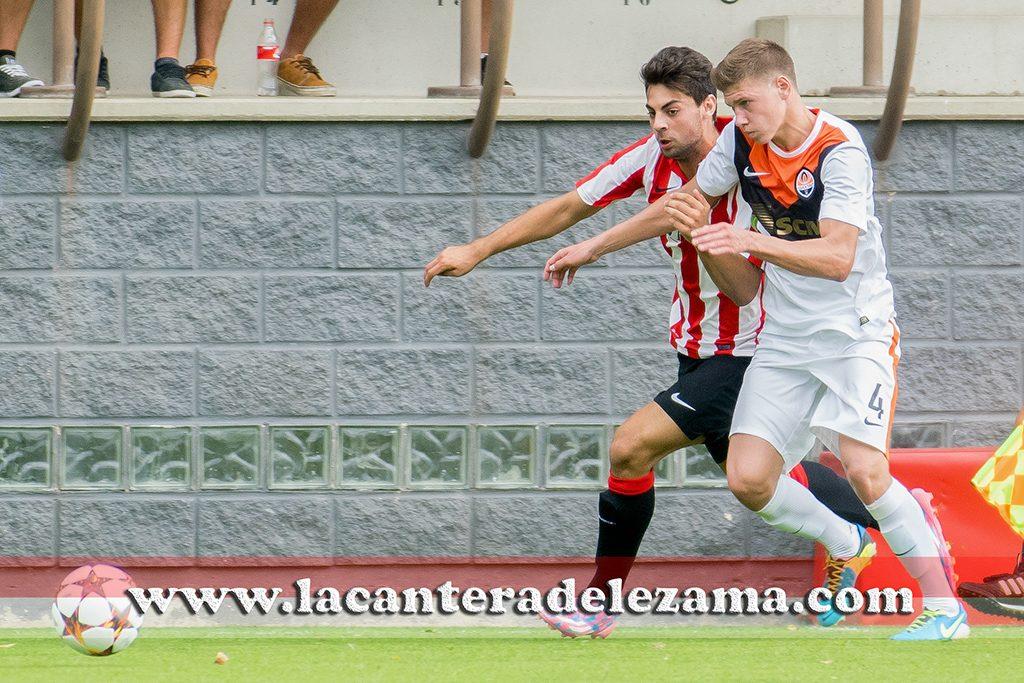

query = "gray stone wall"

[0,119,1020,561]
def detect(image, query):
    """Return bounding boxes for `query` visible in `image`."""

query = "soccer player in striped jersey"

[545,39,965,641]
[424,46,882,638]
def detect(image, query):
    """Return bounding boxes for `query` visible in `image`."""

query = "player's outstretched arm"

[423,191,600,286]
[692,218,859,282]
[543,178,712,288]
[664,189,760,305]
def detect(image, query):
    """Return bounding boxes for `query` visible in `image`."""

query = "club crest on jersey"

[795,168,815,198]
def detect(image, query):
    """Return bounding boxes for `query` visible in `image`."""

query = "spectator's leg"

[185,0,229,96]
[0,0,44,97]
[276,0,338,96]
[194,0,231,62]
[150,0,193,97]
[0,0,35,54]
[281,0,339,59]
[152,0,187,60]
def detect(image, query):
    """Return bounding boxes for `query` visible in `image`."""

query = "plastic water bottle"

[256,19,279,96]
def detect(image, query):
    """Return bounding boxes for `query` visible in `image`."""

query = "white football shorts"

[730,320,901,471]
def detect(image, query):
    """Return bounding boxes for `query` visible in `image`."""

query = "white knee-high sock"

[756,475,861,558]
[865,479,958,615]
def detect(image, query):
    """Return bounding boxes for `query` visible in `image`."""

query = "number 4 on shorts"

[866,383,885,424]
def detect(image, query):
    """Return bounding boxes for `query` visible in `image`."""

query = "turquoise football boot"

[891,605,970,641]
[818,524,877,627]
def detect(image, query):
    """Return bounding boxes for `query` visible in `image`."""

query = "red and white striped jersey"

[575,118,765,358]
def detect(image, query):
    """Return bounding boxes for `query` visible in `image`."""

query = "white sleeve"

[819,145,871,232]
[695,123,739,198]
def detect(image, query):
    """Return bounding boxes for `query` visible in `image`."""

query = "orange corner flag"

[972,409,1024,538]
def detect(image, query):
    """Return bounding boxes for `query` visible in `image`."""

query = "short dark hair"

[712,38,797,93]
[640,46,715,105]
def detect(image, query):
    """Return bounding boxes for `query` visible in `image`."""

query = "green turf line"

[0,627,1019,682]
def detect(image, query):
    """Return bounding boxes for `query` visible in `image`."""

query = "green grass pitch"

[1,626,1018,681]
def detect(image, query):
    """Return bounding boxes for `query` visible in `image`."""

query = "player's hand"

[665,189,712,240]
[543,239,599,289]
[691,221,751,256]
[423,243,485,287]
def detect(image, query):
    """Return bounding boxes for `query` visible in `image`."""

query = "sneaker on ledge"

[0,55,44,97]
[185,59,217,97]
[277,54,336,97]
[74,49,110,90]
[151,58,195,98]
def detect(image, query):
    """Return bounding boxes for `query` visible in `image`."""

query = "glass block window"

[683,445,726,487]
[409,426,467,488]
[654,449,677,486]
[0,428,51,488]
[545,425,606,487]
[271,426,329,488]
[339,426,399,487]
[891,424,945,449]
[200,426,260,488]
[477,426,536,487]
[609,424,680,488]
[63,427,122,488]
[131,427,191,489]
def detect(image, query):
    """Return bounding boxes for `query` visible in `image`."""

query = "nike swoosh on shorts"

[670,393,697,411]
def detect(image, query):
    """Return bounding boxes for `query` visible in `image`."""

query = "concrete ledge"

[2,96,1024,122]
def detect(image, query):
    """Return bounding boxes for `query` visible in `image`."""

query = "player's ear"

[776,75,792,100]
[702,94,717,118]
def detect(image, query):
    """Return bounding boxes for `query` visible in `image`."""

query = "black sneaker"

[74,49,110,90]
[151,58,195,98]
[0,55,44,97]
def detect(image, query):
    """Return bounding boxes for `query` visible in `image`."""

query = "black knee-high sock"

[795,461,879,530]
[588,470,656,592]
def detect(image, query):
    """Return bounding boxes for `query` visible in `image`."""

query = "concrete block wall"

[0,119,1020,563]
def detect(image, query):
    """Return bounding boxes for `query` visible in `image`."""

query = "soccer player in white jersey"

[544,39,966,641]
[425,46,887,638]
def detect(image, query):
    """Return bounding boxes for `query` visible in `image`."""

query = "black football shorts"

[653,353,752,464]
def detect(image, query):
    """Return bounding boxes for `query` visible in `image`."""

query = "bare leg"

[833,435,892,505]
[194,0,231,62]
[724,434,785,510]
[281,0,340,59]
[608,401,693,479]
[0,0,35,52]
[152,0,187,60]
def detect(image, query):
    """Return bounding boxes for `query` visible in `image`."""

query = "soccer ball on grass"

[50,563,143,656]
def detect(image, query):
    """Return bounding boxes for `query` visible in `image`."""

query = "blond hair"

[711,39,797,93]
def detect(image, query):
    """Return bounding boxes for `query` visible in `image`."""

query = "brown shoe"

[185,59,217,97]
[958,552,1024,621]
[277,54,336,97]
